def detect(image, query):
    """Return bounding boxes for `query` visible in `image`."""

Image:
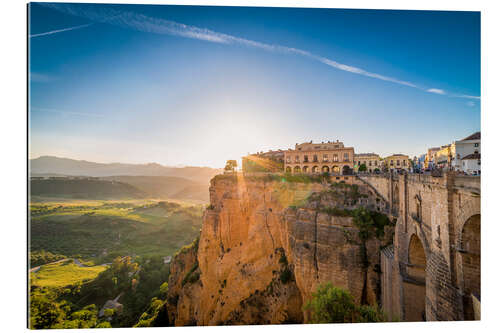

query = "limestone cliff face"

[167,174,393,325]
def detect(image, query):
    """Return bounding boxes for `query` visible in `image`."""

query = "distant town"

[241,132,481,176]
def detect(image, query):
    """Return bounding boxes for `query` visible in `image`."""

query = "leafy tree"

[358,164,367,172]
[30,292,66,329]
[159,282,169,296]
[224,160,237,172]
[304,282,385,323]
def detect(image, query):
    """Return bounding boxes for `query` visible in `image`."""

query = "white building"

[451,132,481,172]
[461,152,481,175]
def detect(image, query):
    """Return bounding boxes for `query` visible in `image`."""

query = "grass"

[30,199,203,263]
[30,261,107,288]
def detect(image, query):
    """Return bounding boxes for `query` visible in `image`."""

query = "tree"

[304,282,385,323]
[224,160,237,172]
[358,164,367,172]
[159,282,169,296]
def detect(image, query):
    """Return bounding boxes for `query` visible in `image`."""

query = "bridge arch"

[404,234,427,321]
[459,214,480,320]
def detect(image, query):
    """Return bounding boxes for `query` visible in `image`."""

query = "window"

[369,161,372,166]
[286,156,291,163]
[333,154,338,162]
[390,160,394,166]
[375,161,378,166]
[313,155,318,162]
[323,154,328,162]
[403,160,407,166]
[304,155,309,162]
[397,160,401,166]
[295,155,299,163]
[474,143,479,147]
[344,153,349,161]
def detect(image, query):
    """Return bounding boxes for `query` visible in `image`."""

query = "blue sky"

[29,2,480,168]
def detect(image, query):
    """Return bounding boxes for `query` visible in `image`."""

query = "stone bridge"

[359,173,480,322]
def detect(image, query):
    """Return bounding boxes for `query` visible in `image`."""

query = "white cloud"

[427,88,445,95]
[31,107,104,118]
[466,101,475,107]
[453,94,481,100]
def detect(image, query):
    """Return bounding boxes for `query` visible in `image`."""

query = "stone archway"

[302,165,309,173]
[404,234,427,322]
[312,166,319,173]
[460,214,480,320]
[293,166,301,173]
[342,165,351,175]
[285,166,292,173]
[322,165,330,173]
[332,165,340,174]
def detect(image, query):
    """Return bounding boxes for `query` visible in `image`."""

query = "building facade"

[435,144,453,169]
[424,147,440,170]
[451,132,481,173]
[384,154,411,172]
[354,153,381,173]
[461,152,481,175]
[284,140,354,174]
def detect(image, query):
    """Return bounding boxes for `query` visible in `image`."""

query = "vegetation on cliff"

[30,256,171,329]
[304,282,386,323]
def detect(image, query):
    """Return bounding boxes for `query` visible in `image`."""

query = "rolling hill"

[30,178,147,200]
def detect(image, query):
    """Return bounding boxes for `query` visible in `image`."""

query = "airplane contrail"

[37,3,480,100]
[30,22,94,38]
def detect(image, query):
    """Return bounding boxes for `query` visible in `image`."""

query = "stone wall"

[360,173,481,322]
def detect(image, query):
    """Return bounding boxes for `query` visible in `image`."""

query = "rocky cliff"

[166,174,394,325]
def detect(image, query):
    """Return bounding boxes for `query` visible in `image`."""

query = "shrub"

[304,282,386,323]
[279,267,293,284]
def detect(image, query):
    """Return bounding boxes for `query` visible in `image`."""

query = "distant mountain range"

[30,156,221,183]
[29,156,223,203]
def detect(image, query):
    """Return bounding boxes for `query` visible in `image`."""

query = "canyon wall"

[167,174,393,325]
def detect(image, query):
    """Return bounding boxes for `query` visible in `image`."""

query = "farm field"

[29,199,204,264]
[30,260,108,288]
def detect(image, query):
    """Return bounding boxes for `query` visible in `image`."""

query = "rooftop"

[462,152,481,160]
[461,131,481,141]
